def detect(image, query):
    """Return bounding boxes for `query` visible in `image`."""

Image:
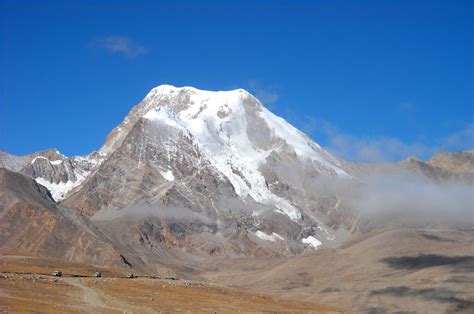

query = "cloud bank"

[348,172,474,225]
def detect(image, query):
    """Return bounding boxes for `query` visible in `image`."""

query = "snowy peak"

[100,85,257,155]
[97,84,350,225]
[103,84,348,175]
[145,84,251,101]
[52,84,356,254]
[26,150,105,201]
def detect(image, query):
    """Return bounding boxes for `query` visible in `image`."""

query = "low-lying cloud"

[268,157,472,225]
[92,203,213,223]
[348,172,473,224]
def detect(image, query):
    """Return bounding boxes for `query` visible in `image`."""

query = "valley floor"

[0,250,341,313]
[1,227,473,313]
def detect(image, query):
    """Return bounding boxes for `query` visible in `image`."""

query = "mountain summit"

[0,85,367,265]
[57,85,353,258]
[96,85,349,219]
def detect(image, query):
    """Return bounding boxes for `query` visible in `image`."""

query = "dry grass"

[0,250,342,313]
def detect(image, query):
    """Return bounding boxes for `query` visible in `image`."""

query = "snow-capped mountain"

[100,85,349,219]
[1,84,472,270]
[26,150,105,201]
[2,85,356,260]
[0,149,105,201]
[59,85,355,256]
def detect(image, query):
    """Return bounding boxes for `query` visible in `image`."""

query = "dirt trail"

[65,278,154,313]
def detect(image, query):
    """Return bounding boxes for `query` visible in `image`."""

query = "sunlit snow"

[140,85,351,221]
[301,235,322,249]
[255,231,284,242]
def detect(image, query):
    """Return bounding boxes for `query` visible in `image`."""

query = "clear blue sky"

[1,0,472,162]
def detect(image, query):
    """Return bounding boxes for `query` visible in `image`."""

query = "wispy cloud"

[283,111,473,162]
[318,120,431,162]
[247,80,279,105]
[93,36,148,58]
[439,124,474,152]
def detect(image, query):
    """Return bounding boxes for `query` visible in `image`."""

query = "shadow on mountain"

[365,307,389,314]
[444,276,474,284]
[283,272,312,290]
[370,286,474,311]
[419,233,455,242]
[320,287,342,293]
[381,254,474,271]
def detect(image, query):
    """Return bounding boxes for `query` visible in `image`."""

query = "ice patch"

[35,169,89,201]
[160,170,174,181]
[255,231,284,242]
[31,156,49,164]
[33,153,104,201]
[144,106,186,132]
[302,235,322,249]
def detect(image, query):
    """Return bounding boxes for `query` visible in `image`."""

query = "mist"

[91,203,215,224]
[268,158,473,226]
[348,172,474,225]
[90,159,474,227]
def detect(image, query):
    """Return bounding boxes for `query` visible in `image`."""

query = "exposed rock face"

[0,151,29,172]
[0,149,105,201]
[0,168,123,267]
[426,150,474,175]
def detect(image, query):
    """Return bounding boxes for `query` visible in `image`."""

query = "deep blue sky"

[1,0,472,161]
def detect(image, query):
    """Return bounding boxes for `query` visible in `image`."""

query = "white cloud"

[94,36,148,58]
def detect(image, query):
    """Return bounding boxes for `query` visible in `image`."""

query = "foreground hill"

[0,168,124,267]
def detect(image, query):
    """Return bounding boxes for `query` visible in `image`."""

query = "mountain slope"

[209,228,474,313]
[0,149,105,201]
[62,85,354,256]
[0,168,122,267]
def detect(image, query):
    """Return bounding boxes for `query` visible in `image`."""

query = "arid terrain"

[206,228,474,313]
[2,226,472,312]
[0,249,342,313]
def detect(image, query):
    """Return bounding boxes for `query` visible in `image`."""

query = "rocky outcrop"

[0,168,124,267]
[0,148,105,201]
